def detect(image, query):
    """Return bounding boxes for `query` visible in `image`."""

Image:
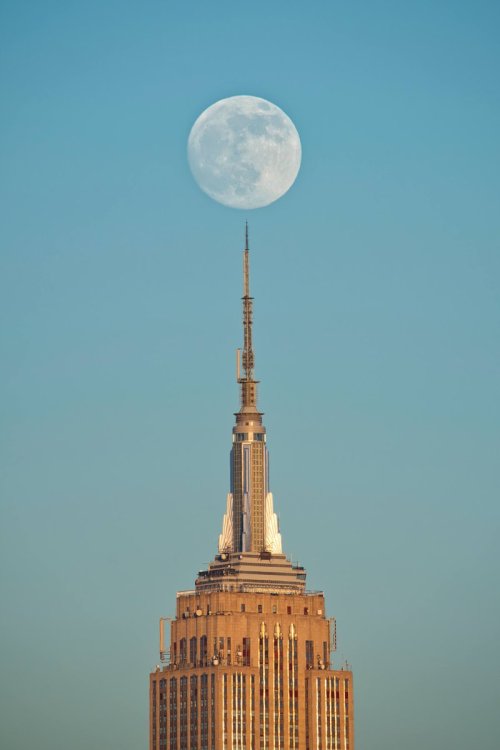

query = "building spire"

[239,224,258,412]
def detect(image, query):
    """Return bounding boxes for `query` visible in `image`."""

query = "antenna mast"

[242,222,254,381]
[238,223,259,413]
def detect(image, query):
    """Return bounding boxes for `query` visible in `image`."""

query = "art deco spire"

[216,227,283,558]
[238,222,260,416]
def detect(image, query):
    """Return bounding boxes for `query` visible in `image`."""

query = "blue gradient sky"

[1,1,499,749]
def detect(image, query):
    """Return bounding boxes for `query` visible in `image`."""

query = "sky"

[1,1,499,748]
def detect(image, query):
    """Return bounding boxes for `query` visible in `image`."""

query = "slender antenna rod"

[241,223,254,382]
[243,221,249,297]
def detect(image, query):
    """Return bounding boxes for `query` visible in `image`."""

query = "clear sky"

[1,1,499,748]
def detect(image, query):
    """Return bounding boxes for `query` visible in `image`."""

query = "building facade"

[149,230,354,750]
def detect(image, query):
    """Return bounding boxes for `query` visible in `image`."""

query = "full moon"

[187,95,302,209]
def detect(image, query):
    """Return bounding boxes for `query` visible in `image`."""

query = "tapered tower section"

[198,226,303,594]
[149,228,354,750]
[219,225,281,557]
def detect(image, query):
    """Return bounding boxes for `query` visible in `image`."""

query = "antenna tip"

[245,221,249,250]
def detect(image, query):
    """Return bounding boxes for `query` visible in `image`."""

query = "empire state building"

[149,229,354,750]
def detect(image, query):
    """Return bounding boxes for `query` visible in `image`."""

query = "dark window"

[190,636,197,665]
[180,638,187,663]
[306,640,314,668]
[243,637,251,666]
[258,604,263,613]
[200,635,208,665]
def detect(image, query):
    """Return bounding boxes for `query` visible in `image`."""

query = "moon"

[187,95,302,209]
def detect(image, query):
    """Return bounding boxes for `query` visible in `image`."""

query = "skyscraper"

[149,229,354,750]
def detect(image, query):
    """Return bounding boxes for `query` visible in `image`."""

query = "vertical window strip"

[210,674,215,750]
[242,675,247,749]
[288,633,295,750]
[306,640,314,669]
[232,672,244,750]
[273,629,284,750]
[336,678,340,750]
[344,679,350,750]
[201,675,208,750]
[251,674,255,750]
[305,679,310,750]
[200,636,207,667]
[190,675,198,750]
[327,677,334,750]
[190,637,197,667]
[293,634,299,748]
[152,680,157,750]
[259,629,269,750]
[323,678,328,750]
[180,677,188,750]
[232,674,236,750]
[223,674,228,750]
[317,678,322,750]
[273,632,279,750]
[159,679,167,749]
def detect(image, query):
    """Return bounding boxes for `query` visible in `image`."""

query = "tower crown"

[196,227,306,595]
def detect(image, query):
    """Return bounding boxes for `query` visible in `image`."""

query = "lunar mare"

[187,95,302,209]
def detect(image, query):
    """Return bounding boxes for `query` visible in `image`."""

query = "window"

[179,638,187,663]
[287,606,292,615]
[242,637,251,666]
[306,640,314,668]
[304,607,309,615]
[241,603,246,612]
[200,635,207,665]
[272,604,277,614]
[190,636,197,666]
[258,604,263,613]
